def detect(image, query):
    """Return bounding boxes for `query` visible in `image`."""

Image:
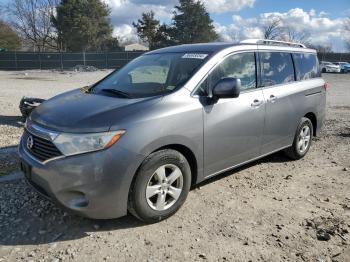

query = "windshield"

[92,52,210,98]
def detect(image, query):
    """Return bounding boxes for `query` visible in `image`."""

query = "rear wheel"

[128,149,191,223]
[284,117,313,160]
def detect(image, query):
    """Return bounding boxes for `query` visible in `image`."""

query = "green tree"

[102,37,122,51]
[0,20,21,50]
[133,11,170,49]
[170,0,218,44]
[52,0,113,51]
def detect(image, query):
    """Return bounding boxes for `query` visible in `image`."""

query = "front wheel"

[128,149,191,223]
[284,117,313,160]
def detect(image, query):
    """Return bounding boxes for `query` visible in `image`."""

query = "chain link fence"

[0,51,349,70]
[318,52,350,62]
[0,51,145,70]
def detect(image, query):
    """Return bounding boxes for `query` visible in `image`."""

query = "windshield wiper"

[101,88,132,98]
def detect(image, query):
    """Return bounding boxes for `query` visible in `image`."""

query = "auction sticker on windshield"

[182,53,208,59]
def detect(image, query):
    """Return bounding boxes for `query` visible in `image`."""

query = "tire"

[284,117,313,160]
[128,149,191,223]
[322,68,326,73]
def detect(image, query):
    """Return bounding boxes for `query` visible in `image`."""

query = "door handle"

[269,95,277,103]
[251,99,263,107]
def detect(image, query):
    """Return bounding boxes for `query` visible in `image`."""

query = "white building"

[124,43,149,51]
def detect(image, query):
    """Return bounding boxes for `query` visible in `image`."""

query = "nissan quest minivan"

[19,39,326,223]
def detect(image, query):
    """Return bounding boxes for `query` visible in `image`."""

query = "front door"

[197,52,265,177]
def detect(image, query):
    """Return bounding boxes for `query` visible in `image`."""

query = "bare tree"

[308,44,333,60]
[262,18,282,40]
[6,0,58,51]
[229,32,240,43]
[281,26,310,46]
[308,44,332,53]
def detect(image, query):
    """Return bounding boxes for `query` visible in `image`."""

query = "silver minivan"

[19,39,326,223]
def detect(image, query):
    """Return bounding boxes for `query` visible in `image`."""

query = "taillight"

[323,82,330,91]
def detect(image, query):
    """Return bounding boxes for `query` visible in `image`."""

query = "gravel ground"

[0,70,112,148]
[0,71,349,262]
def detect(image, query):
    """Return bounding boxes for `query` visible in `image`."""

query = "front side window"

[260,52,295,87]
[196,52,256,96]
[92,52,210,98]
[293,53,320,80]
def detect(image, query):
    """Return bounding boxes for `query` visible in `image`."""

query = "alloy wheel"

[297,125,311,154]
[146,164,183,211]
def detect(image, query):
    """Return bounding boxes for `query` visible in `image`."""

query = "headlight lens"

[53,130,125,156]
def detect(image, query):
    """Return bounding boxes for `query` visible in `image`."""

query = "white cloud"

[104,0,174,25]
[112,24,139,43]
[216,8,349,52]
[202,0,255,13]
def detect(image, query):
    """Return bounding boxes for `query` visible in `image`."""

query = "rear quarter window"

[260,52,295,87]
[293,53,321,80]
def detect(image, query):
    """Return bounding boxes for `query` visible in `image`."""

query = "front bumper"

[326,67,341,73]
[18,135,145,219]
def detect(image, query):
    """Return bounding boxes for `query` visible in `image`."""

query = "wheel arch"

[129,143,199,195]
[127,143,199,217]
[304,112,317,136]
[155,144,198,187]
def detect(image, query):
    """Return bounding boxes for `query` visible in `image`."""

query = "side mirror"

[212,77,241,99]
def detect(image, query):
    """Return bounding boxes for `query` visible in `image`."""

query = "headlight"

[53,130,125,156]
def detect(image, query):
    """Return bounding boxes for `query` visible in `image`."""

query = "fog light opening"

[64,191,89,209]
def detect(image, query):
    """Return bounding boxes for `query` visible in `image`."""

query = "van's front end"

[18,50,210,219]
[19,98,154,219]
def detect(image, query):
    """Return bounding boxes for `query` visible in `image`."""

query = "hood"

[30,89,162,133]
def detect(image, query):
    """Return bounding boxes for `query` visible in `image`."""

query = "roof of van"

[145,42,315,55]
[146,42,239,54]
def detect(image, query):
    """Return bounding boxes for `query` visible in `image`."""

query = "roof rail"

[240,39,306,48]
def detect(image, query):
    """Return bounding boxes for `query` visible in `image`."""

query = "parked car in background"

[333,62,350,73]
[320,61,341,73]
[19,39,326,223]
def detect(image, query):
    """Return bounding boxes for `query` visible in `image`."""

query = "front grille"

[25,130,63,162]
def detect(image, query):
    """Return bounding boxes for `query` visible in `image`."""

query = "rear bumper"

[18,136,145,219]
